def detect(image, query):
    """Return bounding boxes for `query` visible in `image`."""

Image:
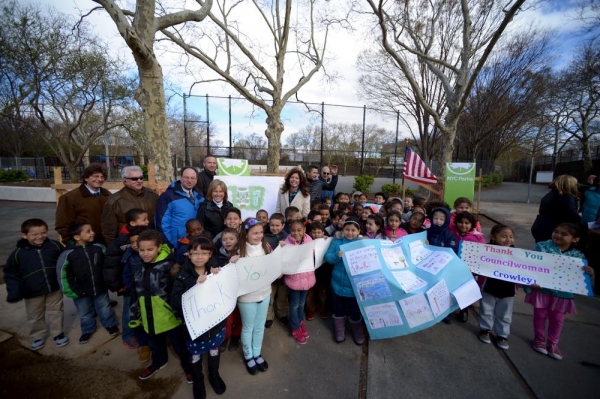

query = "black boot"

[191,357,206,399]
[208,353,226,395]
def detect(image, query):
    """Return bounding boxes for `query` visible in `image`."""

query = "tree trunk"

[582,136,593,174]
[265,111,284,173]
[65,163,80,184]
[135,62,173,182]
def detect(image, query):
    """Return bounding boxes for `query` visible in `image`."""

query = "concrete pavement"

[0,182,598,399]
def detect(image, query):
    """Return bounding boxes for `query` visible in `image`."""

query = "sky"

[33,0,594,149]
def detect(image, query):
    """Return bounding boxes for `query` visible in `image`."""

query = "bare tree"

[91,0,212,181]
[160,0,345,173]
[362,0,527,184]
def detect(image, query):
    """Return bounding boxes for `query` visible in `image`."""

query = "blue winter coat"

[426,207,458,253]
[155,181,205,248]
[324,236,362,297]
[581,187,600,223]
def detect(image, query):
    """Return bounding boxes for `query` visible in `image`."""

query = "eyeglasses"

[322,172,330,175]
[245,218,262,230]
[125,176,143,181]
[188,251,211,257]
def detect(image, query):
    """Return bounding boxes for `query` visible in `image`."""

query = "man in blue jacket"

[155,166,205,248]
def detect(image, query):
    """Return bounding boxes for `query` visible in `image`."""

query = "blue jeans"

[288,289,308,330]
[238,298,269,360]
[73,292,118,334]
[331,292,361,322]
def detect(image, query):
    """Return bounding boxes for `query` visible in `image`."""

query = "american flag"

[403,147,437,185]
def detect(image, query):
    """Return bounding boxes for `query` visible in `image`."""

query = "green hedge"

[0,170,30,182]
[353,174,375,193]
[381,183,414,197]
[479,173,504,189]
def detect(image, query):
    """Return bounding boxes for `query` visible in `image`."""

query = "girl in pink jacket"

[281,219,315,344]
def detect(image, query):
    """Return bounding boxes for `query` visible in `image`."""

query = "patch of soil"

[0,180,53,187]
[0,337,181,399]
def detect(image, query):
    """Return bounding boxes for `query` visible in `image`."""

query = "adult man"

[55,163,111,244]
[101,166,159,245]
[319,166,336,201]
[306,164,338,201]
[155,166,205,248]
[196,155,217,196]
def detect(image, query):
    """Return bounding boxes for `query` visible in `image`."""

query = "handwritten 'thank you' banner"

[235,249,283,296]
[459,241,593,296]
[341,232,480,340]
[181,265,239,340]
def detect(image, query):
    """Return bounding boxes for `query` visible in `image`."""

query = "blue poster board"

[340,232,478,340]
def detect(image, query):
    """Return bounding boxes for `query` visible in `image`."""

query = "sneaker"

[30,339,45,351]
[79,332,94,344]
[300,321,310,338]
[122,338,140,350]
[53,333,69,348]
[478,330,491,344]
[265,319,274,328]
[139,362,168,380]
[138,345,151,363]
[255,355,268,372]
[291,328,307,344]
[496,337,509,350]
[547,344,563,360]
[305,311,315,321]
[245,358,258,375]
[229,336,240,351]
[186,373,193,384]
[533,340,548,355]
[107,325,119,337]
[278,316,289,327]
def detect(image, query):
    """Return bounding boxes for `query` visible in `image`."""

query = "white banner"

[219,176,284,220]
[235,249,283,296]
[279,241,316,274]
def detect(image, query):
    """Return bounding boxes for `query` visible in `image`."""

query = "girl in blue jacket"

[324,217,365,345]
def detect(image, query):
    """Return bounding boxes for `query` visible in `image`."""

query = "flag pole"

[401,174,406,201]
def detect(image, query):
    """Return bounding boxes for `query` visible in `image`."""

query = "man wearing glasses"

[306,164,339,202]
[101,166,159,245]
[319,166,336,202]
[155,166,205,248]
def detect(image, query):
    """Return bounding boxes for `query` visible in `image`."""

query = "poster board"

[219,176,284,220]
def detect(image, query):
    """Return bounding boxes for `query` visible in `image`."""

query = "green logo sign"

[217,158,250,176]
[444,163,476,206]
[228,185,266,211]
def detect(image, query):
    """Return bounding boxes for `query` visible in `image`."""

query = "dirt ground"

[0,337,181,399]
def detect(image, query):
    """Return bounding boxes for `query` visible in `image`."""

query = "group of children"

[4,189,596,399]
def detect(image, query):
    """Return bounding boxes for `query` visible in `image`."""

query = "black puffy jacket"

[57,243,107,299]
[103,231,130,293]
[197,200,234,237]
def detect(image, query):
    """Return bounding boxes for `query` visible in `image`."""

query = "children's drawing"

[392,270,427,293]
[353,273,392,301]
[344,246,381,276]
[399,293,434,328]
[426,279,452,318]
[380,246,408,269]
[364,302,403,329]
[409,240,433,264]
[416,251,453,275]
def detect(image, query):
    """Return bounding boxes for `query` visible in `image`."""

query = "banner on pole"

[444,163,476,206]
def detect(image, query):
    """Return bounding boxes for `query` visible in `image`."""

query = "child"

[449,197,482,236]
[402,196,414,222]
[477,225,518,350]
[57,223,119,344]
[524,223,595,360]
[325,210,345,237]
[353,203,364,219]
[284,206,302,234]
[386,198,404,215]
[256,209,269,227]
[216,228,242,352]
[454,212,486,245]
[413,206,430,229]
[318,204,331,227]
[306,210,322,225]
[129,230,191,381]
[351,191,363,204]
[171,236,226,398]
[323,197,332,208]
[230,218,272,375]
[402,211,426,234]
[264,213,290,328]
[213,207,242,247]
[359,193,368,204]
[280,220,315,344]
[324,217,365,345]
[175,218,209,265]
[384,210,407,242]
[306,222,331,320]
[4,218,68,351]
[365,214,385,239]
[373,192,386,205]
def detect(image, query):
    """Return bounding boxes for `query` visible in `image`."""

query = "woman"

[275,168,311,218]
[531,175,581,243]
[197,179,233,237]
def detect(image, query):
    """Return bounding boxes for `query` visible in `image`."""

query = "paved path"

[0,182,598,399]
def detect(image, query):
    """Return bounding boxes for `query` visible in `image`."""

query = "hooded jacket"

[170,260,227,341]
[426,207,458,253]
[155,181,205,248]
[128,244,181,336]
[283,234,316,291]
[4,238,63,302]
[324,235,362,297]
[57,242,107,299]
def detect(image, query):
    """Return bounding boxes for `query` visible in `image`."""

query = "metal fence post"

[361,105,366,175]
[393,111,399,184]
[229,95,232,158]
[183,94,190,165]
[320,102,324,167]
[206,94,210,154]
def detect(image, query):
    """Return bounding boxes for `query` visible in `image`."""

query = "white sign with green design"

[444,163,476,206]
[219,176,284,220]
[217,158,251,176]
